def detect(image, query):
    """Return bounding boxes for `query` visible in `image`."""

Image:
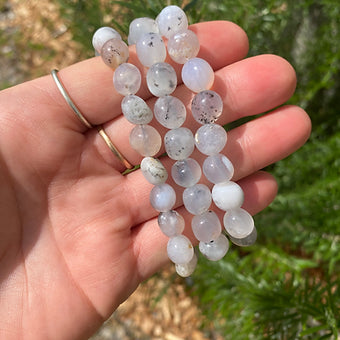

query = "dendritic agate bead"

[150,183,176,212]
[175,253,197,277]
[101,38,129,69]
[164,127,195,160]
[192,210,222,243]
[128,17,159,45]
[195,123,227,155]
[140,157,168,185]
[183,184,212,215]
[191,90,223,124]
[158,210,185,237]
[182,58,214,93]
[167,235,194,264]
[167,29,200,64]
[154,95,187,129]
[171,158,202,188]
[199,233,229,261]
[92,27,121,54]
[203,154,234,184]
[129,124,161,156]
[212,181,244,211]
[136,32,166,67]
[113,63,141,96]
[121,95,153,124]
[156,5,188,39]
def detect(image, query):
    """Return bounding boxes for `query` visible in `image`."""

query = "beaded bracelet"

[92,5,256,277]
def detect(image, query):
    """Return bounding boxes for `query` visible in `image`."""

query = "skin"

[0,21,311,339]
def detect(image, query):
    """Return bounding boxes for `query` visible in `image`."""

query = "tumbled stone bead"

[191,90,223,125]
[167,29,200,64]
[136,32,166,67]
[158,210,185,237]
[192,210,222,243]
[146,62,177,97]
[154,95,187,129]
[164,127,195,160]
[212,181,244,211]
[167,235,194,265]
[128,17,159,45]
[199,233,229,261]
[156,5,188,39]
[129,124,161,157]
[101,38,129,69]
[150,183,176,212]
[140,157,168,185]
[203,154,234,184]
[92,27,121,54]
[195,123,227,155]
[121,95,153,125]
[183,184,212,215]
[182,58,214,93]
[113,63,141,96]
[175,253,197,277]
[171,158,201,188]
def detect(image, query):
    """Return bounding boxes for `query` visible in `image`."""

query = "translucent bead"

[203,154,234,184]
[113,63,141,96]
[182,58,214,93]
[195,124,227,155]
[191,90,223,125]
[136,32,166,67]
[192,210,221,243]
[175,253,197,277]
[146,62,177,97]
[92,27,121,54]
[121,95,153,125]
[140,157,168,185]
[167,235,194,265]
[183,184,212,215]
[154,96,186,129]
[158,210,185,237]
[212,181,244,211]
[128,17,159,45]
[171,158,201,188]
[164,127,194,160]
[156,5,188,39]
[167,29,200,64]
[150,183,176,212]
[101,38,129,69]
[129,124,161,157]
[199,233,229,261]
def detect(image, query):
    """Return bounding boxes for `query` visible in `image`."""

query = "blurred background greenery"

[1,0,339,339]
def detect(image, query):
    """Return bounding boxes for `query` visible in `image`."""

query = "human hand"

[0,21,311,339]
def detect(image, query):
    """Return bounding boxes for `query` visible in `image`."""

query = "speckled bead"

[136,32,166,67]
[128,17,159,45]
[92,27,122,54]
[121,95,153,125]
[101,38,129,69]
[140,157,168,185]
[164,127,195,160]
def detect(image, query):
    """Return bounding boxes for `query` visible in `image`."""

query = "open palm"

[0,21,311,340]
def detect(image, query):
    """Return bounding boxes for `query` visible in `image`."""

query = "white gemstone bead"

[199,233,229,261]
[175,253,197,277]
[191,90,223,124]
[195,123,227,155]
[182,58,214,93]
[167,235,194,264]
[136,32,166,67]
[183,184,212,215]
[192,210,221,243]
[113,63,141,96]
[171,158,202,188]
[212,181,244,211]
[167,29,200,64]
[121,95,153,124]
[156,5,188,39]
[150,183,176,212]
[154,95,187,129]
[164,127,195,160]
[203,154,234,184]
[128,17,159,45]
[92,27,121,54]
[129,124,161,157]
[158,210,185,237]
[146,62,177,97]
[141,157,168,185]
[101,38,129,69]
